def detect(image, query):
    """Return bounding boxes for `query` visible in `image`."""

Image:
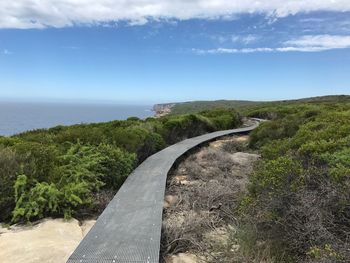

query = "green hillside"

[168,99,261,115]
[168,95,350,115]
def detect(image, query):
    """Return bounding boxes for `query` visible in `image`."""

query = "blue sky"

[1,1,350,104]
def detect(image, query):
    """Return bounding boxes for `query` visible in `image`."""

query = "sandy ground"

[0,218,95,263]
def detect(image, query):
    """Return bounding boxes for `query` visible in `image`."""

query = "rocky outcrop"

[153,103,176,117]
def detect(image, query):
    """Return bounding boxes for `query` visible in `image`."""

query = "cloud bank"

[1,0,350,29]
[194,35,350,54]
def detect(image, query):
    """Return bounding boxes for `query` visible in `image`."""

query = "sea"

[0,101,154,136]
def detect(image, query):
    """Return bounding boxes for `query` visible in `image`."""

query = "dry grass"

[161,136,260,262]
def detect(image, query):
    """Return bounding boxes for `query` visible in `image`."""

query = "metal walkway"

[67,121,261,263]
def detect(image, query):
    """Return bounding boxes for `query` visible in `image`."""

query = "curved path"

[67,120,261,263]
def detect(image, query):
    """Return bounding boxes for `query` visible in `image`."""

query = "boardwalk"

[67,121,261,263]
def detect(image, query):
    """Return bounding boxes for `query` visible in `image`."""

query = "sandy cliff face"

[153,103,176,117]
[0,218,96,263]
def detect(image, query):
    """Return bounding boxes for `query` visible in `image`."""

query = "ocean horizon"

[0,101,154,136]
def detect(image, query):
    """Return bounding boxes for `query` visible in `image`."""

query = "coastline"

[153,103,175,118]
[0,102,153,136]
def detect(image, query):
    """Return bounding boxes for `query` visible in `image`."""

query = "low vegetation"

[161,95,350,262]
[168,100,260,115]
[0,108,241,223]
[234,96,350,262]
[2,95,349,262]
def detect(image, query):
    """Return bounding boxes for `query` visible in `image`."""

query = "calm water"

[0,101,153,136]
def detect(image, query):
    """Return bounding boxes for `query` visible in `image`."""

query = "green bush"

[0,137,22,147]
[127,116,140,121]
[12,143,136,222]
[11,142,59,182]
[108,127,150,153]
[240,99,350,261]
[249,157,303,197]
[94,144,136,189]
[249,116,303,148]
[200,108,241,130]
[137,132,166,163]
[0,147,21,222]
[260,139,291,159]
[12,175,62,222]
[162,114,215,144]
[53,126,107,145]
[0,108,242,223]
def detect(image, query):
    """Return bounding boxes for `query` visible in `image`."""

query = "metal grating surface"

[67,121,261,263]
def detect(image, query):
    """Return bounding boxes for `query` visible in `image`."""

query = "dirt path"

[161,135,260,263]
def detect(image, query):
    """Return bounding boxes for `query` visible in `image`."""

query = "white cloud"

[1,1,350,29]
[194,35,350,54]
[2,49,13,55]
[284,34,350,51]
[193,47,274,54]
[231,35,258,44]
[211,34,258,45]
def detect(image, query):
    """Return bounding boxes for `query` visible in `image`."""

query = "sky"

[0,1,350,104]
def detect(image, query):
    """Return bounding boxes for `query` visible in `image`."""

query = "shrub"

[249,157,303,197]
[200,108,242,130]
[12,144,102,222]
[260,139,291,159]
[0,147,21,222]
[12,175,62,222]
[11,142,59,182]
[137,132,166,163]
[127,116,140,121]
[162,114,215,144]
[0,108,242,223]
[109,127,149,153]
[94,144,136,189]
[11,143,135,222]
[240,101,350,262]
[0,137,22,147]
[221,139,247,153]
[53,126,106,145]
[249,116,303,148]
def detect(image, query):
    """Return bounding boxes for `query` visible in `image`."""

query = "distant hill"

[154,95,350,116]
[154,100,261,115]
[286,94,350,103]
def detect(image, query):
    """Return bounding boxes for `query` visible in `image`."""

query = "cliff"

[153,103,176,117]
